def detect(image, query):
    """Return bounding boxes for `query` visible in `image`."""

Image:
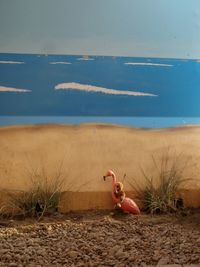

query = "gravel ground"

[0,210,199,267]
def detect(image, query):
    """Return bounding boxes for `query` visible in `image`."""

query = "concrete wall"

[0,124,200,213]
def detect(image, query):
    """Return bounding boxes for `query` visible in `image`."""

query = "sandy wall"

[0,124,200,211]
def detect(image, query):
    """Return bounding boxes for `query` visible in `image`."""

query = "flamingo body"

[120,197,140,214]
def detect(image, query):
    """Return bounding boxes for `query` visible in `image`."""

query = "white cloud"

[124,62,173,67]
[0,86,31,92]
[49,61,72,65]
[55,82,157,97]
[76,57,94,61]
[0,61,25,64]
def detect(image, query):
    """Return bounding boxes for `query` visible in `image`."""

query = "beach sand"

[0,123,200,211]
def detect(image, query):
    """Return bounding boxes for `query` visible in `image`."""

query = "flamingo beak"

[103,175,107,181]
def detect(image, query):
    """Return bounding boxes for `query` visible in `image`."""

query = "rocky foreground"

[0,211,200,267]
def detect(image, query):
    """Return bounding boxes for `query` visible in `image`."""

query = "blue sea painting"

[0,53,200,128]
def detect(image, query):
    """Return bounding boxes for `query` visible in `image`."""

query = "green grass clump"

[130,149,193,214]
[1,164,65,220]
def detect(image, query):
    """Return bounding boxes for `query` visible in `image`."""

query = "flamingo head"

[114,182,124,194]
[103,169,115,181]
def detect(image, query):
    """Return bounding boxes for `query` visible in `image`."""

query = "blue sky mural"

[1,0,200,58]
[0,1,200,128]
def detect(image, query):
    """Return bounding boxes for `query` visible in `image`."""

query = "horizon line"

[0,52,197,61]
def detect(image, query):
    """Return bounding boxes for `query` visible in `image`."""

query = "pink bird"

[103,170,140,215]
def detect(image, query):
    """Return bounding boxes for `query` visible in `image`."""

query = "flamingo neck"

[111,173,119,204]
[111,174,116,185]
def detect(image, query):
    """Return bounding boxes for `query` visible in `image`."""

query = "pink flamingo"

[103,170,140,215]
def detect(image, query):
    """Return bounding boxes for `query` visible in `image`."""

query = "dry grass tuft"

[130,148,194,214]
[0,162,65,220]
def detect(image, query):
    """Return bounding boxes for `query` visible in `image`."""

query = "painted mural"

[0,0,200,210]
[0,52,200,209]
[0,53,200,126]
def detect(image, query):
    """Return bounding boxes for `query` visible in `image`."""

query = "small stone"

[0,248,9,254]
[5,254,12,261]
[157,257,170,265]
[108,245,121,256]
[47,225,53,231]
[68,250,79,258]
[9,263,18,267]
[76,263,85,267]
[115,249,126,259]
